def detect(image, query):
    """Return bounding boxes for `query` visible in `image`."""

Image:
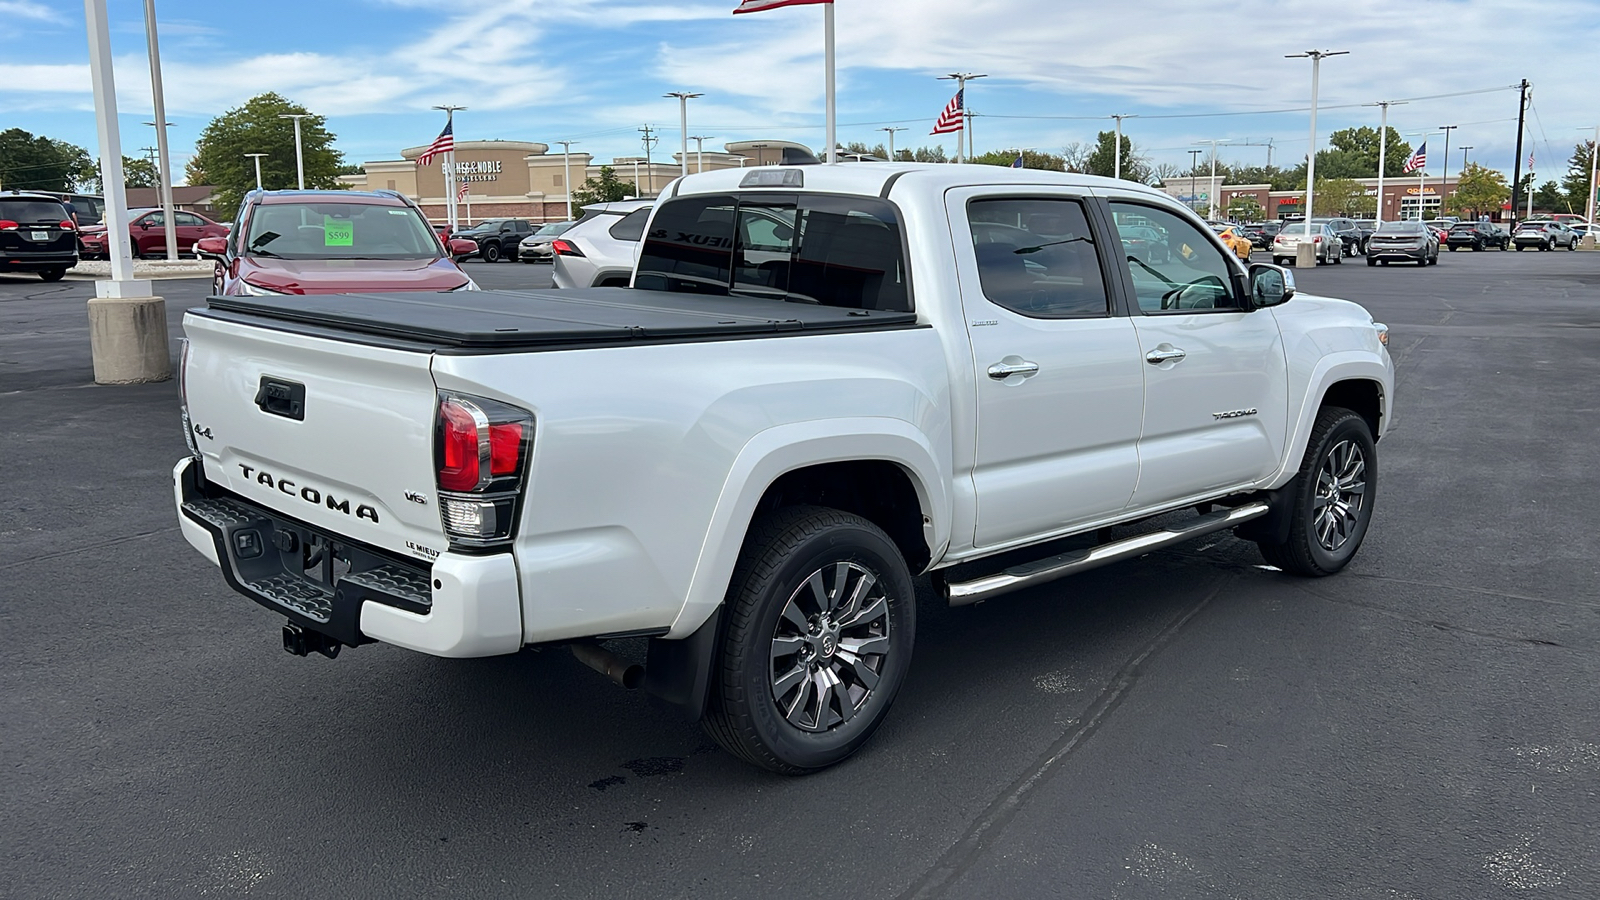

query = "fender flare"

[666,417,949,640]
[1266,351,1392,489]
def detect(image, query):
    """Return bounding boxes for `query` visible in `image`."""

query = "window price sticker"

[324,216,354,247]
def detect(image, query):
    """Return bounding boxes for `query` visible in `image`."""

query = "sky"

[3,0,1598,187]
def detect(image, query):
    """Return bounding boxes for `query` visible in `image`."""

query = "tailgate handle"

[254,377,306,421]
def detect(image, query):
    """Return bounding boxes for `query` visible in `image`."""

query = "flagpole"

[434,105,465,232]
[824,2,836,164]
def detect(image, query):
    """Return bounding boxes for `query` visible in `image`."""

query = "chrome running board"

[945,502,1270,606]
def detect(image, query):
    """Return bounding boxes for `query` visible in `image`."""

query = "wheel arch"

[1269,354,1392,490]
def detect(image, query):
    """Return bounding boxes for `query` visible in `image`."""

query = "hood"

[238,256,470,294]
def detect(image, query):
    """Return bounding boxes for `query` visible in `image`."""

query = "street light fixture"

[555,140,578,222]
[688,136,714,174]
[1286,50,1349,222]
[878,126,907,162]
[1200,139,1231,219]
[1438,124,1458,205]
[277,113,310,189]
[1109,114,1137,181]
[1363,100,1407,224]
[245,153,267,191]
[664,92,703,179]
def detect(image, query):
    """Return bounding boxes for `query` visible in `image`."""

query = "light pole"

[1286,49,1348,222]
[1581,125,1599,229]
[1188,149,1203,213]
[278,113,309,189]
[735,156,751,168]
[1110,114,1137,181]
[245,153,267,190]
[1438,124,1457,208]
[1364,100,1406,224]
[688,136,714,173]
[938,72,986,163]
[141,0,180,262]
[878,126,907,161]
[555,140,577,221]
[1201,139,1230,219]
[432,105,466,232]
[664,92,703,179]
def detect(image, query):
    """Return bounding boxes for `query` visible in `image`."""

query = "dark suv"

[1446,221,1507,251]
[450,217,535,263]
[0,192,78,281]
[1241,221,1281,249]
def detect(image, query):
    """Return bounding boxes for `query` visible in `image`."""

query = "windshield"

[1375,222,1424,234]
[464,220,505,232]
[244,202,441,260]
[533,221,573,237]
[0,200,69,223]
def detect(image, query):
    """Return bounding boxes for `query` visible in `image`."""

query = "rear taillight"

[59,220,75,231]
[1313,236,1322,243]
[550,238,583,257]
[179,338,199,458]
[0,220,18,231]
[435,393,534,548]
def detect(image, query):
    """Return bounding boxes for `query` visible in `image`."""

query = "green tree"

[911,145,949,163]
[1313,178,1370,216]
[121,156,158,189]
[1226,196,1264,222]
[1560,140,1596,215]
[1317,126,1412,178]
[0,128,94,191]
[1085,130,1147,181]
[569,166,632,207]
[1533,179,1566,214]
[186,93,343,218]
[970,149,1067,171]
[1445,163,1509,219]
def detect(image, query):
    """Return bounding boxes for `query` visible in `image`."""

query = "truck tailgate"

[183,312,447,564]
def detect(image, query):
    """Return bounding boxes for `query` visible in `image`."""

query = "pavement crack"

[895,574,1233,900]
[1290,582,1568,648]
[0,526,181,571]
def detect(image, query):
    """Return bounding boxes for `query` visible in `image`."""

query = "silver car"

[1271,221,1343,266]
[551,200,654,288]
[517,220,575,264]
[1365,220,1439,266]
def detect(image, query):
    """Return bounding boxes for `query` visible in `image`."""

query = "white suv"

[551,199,654,288]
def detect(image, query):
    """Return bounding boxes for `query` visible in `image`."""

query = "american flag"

[416,121,454,166]
[732,0,830,12]
[1527,150,1535,170]
[932,89,964,135]
[1402,142,1426,174]
[457,181,469,201]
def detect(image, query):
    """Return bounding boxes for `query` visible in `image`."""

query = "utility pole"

[142,0,178,261]
[278,113,309,190]
[1511,79,1530,225]
[1364,100,1407,224]
[688,136,713,173]
[1188,149,1203,213]
[1110,114,1137,181]
[246,153,266,190]
[1583,125,1600,230]
[1438,124,1458,208]
[555,140,577,221]
[938,72,986,163]
[879,126,906,162]
[432,105,466,232]
[639,125,659,196]
[664,92,702,179]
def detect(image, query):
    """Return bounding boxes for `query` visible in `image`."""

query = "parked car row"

[78,207,231,259]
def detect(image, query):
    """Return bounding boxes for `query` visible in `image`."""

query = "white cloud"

[0,0,59,22]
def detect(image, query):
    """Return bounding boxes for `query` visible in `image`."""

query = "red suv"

[79,207,230,259]
[197,190,480,296]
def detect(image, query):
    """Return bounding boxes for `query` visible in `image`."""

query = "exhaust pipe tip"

[571,642,643,690]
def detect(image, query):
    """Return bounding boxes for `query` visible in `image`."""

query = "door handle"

[1145,347,1187,365]
[987,361,1040,379]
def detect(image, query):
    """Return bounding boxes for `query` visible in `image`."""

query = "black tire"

[1367,257,1377,267]
[39,267,66,282]
[1256,406,1377,577]
[481,242,501,263]
[1381,260,1390,266]
[1333,247,1342,264]
[1570,238,1578,251]
[702,505,916,775]
[1449,245,1457,251]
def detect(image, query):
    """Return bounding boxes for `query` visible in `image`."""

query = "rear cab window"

[634,193,910,311]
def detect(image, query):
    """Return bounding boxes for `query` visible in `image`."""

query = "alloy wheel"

[769,561,891,733]
[1313,439,1367,552]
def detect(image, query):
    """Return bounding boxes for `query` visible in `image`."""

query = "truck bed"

[200,287,920,353]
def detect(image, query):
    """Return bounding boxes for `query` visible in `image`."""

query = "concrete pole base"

[1295,242,1317,268]
[1581,235,1598,251]
[89,295,171,384]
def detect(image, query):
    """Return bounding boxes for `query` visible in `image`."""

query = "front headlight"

[238,279,287,296]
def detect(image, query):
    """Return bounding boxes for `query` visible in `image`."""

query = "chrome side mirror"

[1248,263,1295,307]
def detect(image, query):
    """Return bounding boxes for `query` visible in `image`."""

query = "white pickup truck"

[174,164,1393,773]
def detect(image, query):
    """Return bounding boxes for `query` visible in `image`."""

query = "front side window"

[1109,202,1238,313]
[243,202,442,259]
[635,194,909,311]
[966,197,1108,318]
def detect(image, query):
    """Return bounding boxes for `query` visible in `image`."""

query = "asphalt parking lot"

[3,250,1598,899]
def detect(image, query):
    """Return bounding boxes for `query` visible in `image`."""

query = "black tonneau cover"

[204,288,918,350]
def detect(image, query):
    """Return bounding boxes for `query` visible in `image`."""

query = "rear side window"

[608,208,651,242]
[635,193,910,311]
[967,197,1109,318]
[0,199,69,223]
